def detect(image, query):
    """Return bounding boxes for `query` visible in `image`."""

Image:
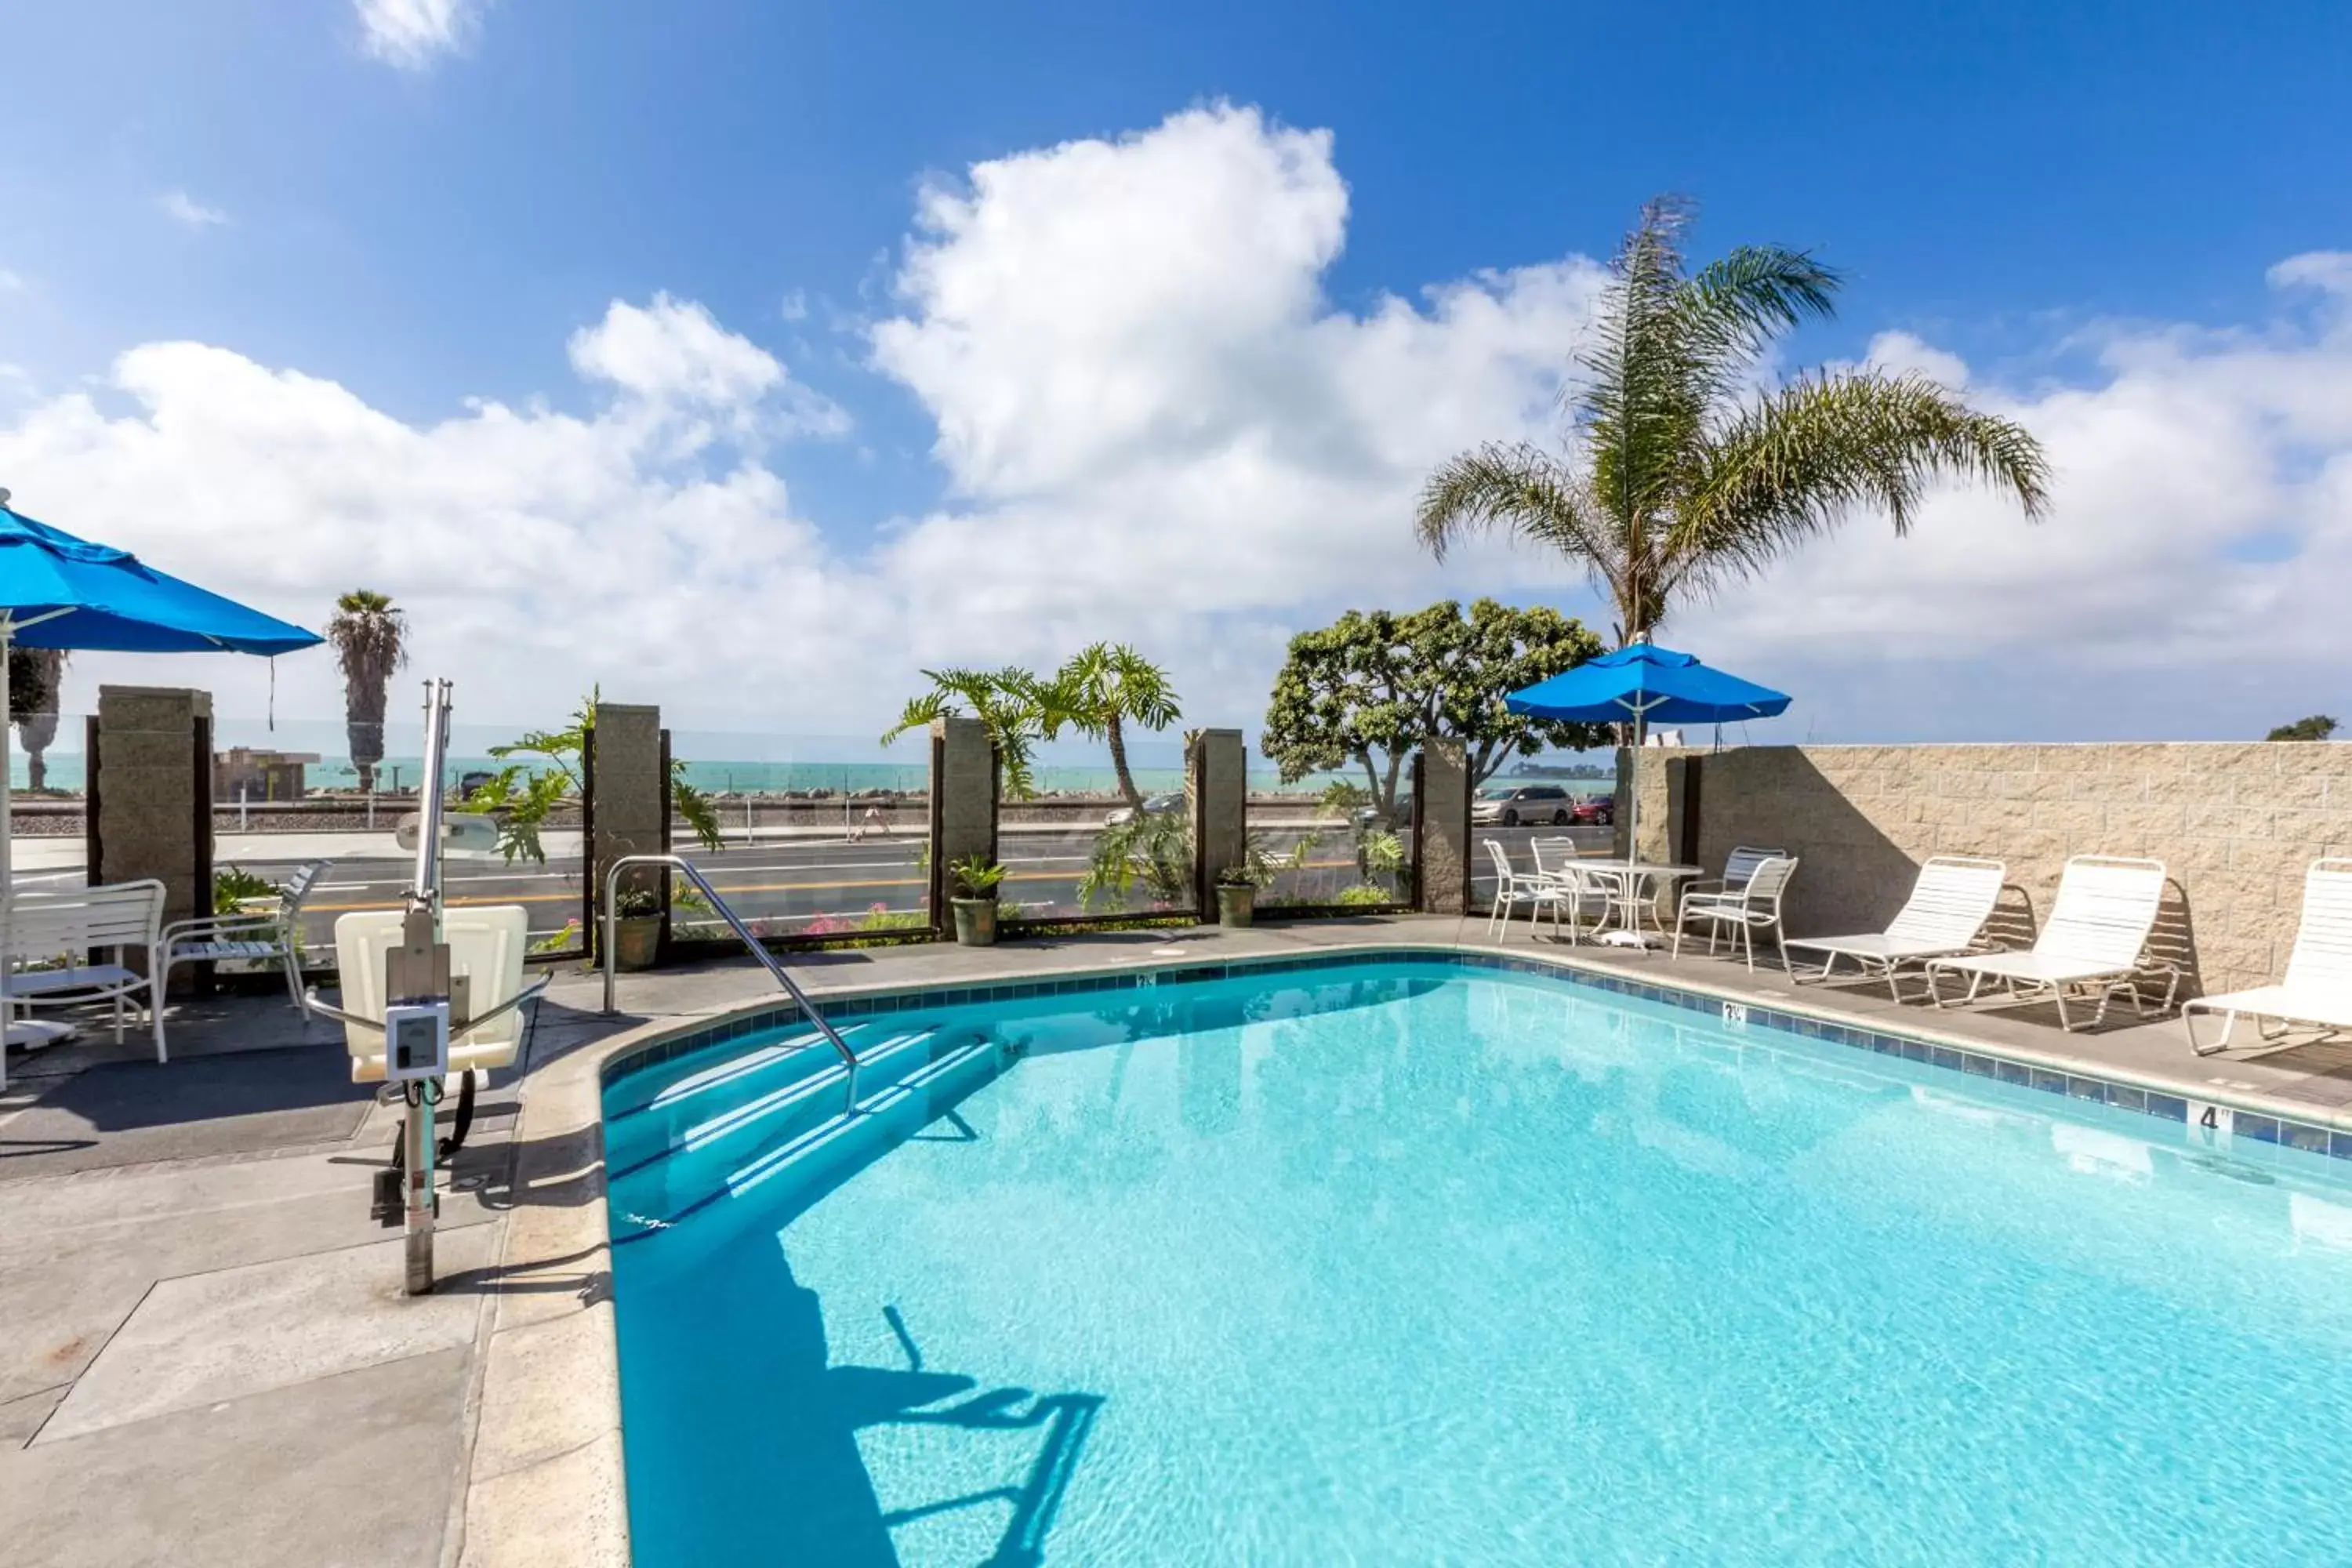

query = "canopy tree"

[326,589,407,793]
[2267,714,2339,742]
[1043,643,1181,808]
[1260,598,1608,812]
[7,646,66,792]
[1417,198,2049,644]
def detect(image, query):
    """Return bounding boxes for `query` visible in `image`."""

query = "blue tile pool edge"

[593,944,2352,1166]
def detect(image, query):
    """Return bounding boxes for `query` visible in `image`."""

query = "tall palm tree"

[326,590,408,793]
[7,646,66,792]
[1047,643,1181,808]
[1417,198,2050,644]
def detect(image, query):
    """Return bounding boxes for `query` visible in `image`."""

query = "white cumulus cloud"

[354,0,484,70]
[157,191,228,230]
[5,105,2348,748]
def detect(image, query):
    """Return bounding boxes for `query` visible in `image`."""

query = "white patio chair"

[160,860,331,1025]
[2,880,167,1062]
[1672,855,1798,972]
[1681,844,1787,902]
[1925,855,2179,1031]
[2183,858,2352,1054]
[1783,855,2008,999]
[1529,836,1620,943]
[1484,839,1573,939]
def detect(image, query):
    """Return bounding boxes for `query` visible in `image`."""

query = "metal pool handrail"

[601,853,859,1097]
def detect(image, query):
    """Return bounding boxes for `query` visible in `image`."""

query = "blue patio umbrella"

[0,494,322,956]
[1504,641,1790,862]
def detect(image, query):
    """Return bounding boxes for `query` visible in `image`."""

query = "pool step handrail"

[601,853,859,1098]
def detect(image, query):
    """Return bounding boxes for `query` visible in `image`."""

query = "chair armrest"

[162,913,285,945]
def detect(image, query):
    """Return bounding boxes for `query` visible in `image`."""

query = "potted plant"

[610,885,663,971]
[949,854,1006,946]
[1215,866,1259,927]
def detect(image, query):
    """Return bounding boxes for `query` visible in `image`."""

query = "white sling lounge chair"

[1783,855,2007,999]
[2183,858,2352,1055]
[1924,855,2177,1031]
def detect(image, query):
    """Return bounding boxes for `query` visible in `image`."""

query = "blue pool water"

[604,960,2352,1566]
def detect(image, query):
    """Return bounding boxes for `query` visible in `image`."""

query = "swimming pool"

[604,956,2352,1566]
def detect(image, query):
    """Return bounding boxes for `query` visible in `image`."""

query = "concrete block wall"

[1418,739,1472,915]
[588,703,665,917]
[1630,742,2352,997]
[92,687,213,975]
[1189,729,1246,902]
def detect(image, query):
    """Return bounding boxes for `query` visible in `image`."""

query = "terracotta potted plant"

[1216,866,1258,927]
[949,855,1005,946]
[611,885,662,971]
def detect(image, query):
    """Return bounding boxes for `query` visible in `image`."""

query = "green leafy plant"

[1417,197,2049,646]
[1041,643,1181,808]
[949,854,1006,899]
[2268,714,2339,742]
[212,864,280,915]
[1080,804,1195,909]
[881,667,1068,800]
[8,645,67,792]
[463,688,723,863]
[1261,598,1608,814]
[1335,884,1392,908]
[612,886,661,919]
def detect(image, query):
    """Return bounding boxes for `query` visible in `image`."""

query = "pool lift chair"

[302,677,549,1294]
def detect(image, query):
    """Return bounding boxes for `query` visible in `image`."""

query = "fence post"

[1417,737,1471,916]
[931,717,995,935]
[1189,729,1245,916]
[91,686,213,990]
[586,703,664,964]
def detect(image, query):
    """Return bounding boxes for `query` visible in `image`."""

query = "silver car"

[1105,790,1184,828]
[1471,784,1576,827]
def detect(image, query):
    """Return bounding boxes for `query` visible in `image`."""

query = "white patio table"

[1570,858,1704,949]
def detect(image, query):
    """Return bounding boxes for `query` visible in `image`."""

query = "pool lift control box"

[382,1000,450,1083]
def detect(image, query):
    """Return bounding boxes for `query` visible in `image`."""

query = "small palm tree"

[1417,198,2049,644]
[326,590,408,793]
[881,667,1067,799]
[1047,643,1181,808]
[7,647,66,791]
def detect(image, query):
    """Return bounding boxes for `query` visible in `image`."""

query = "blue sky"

[2,0,2349,745]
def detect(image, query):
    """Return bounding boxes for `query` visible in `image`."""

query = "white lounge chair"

[1,880,167,1066]
[161,860,330,1025]
[2183,858,2352,1055]
[1672,855,1798,972]
[1484,840,1575,939]
[1925,855,2178,1031]
[1783,855,2008,998]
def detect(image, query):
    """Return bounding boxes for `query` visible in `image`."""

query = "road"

[174,821,1612,946]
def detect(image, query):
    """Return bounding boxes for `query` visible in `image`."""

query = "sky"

[0,0,2348,752]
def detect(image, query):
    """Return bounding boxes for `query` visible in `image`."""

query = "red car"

[1570,794,1614,826]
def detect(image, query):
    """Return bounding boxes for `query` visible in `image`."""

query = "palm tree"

[1047,643,1181,808]
[1417,198,2049,644]
[880,667,1067,800]
[7,647,66,791]
[326,590,408,793]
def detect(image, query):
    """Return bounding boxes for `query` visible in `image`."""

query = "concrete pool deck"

[6,913,2352,1566]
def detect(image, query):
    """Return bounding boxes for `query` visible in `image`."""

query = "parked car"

[1352,791,1413,830]
[1105,790,1184,828]
[1570,794,1614,826]
[1471,783,1575,826]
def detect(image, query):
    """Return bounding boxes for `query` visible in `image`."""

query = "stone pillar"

[930,717,995,924]
[1417,738,1471,915]
[92,686,213,986]
[1614,746,1693,865]
[587,703,664,952]
[1188,729,1245,913]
